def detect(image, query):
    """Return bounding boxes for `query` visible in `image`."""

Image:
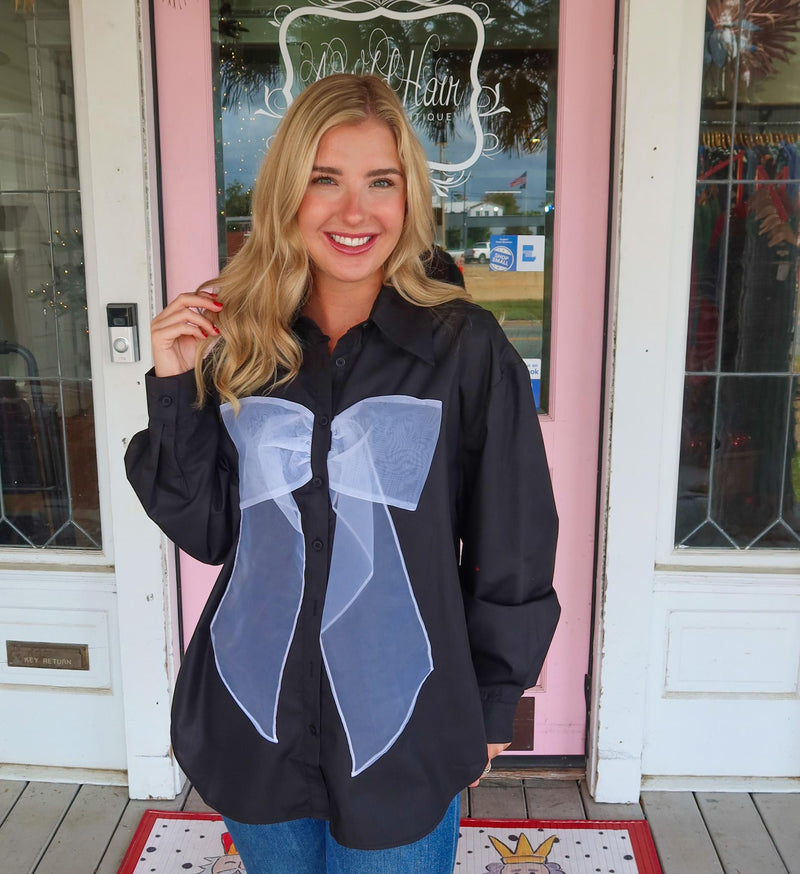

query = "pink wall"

[532,0,615,752]
[153,0,615,754]
[153,0,221,638]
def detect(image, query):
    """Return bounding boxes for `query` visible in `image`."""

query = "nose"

[339,186,366,225]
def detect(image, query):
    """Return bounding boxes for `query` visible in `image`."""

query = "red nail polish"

[201,331,208,338]
[213,326,221,334]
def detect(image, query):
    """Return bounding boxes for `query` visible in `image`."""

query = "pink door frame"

[152,0,614,756]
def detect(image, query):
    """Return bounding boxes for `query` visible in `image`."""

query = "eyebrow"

[311,165,404,178]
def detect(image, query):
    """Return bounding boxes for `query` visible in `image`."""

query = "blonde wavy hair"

[195,73,468,408]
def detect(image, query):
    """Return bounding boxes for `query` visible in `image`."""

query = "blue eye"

[371,178,395,188]
[311,175,335,185]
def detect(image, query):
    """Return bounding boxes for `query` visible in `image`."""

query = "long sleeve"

[124,368,240,565]
[458,334,560,743]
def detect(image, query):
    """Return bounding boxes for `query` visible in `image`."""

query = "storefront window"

[0,1,101,549]
[210,0,558,410]
[676,0,800,548]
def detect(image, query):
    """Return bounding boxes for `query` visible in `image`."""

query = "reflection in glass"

[210,0,557,409]
[0,3,100,549]
[711,376,795,546]
[0,379,100,548]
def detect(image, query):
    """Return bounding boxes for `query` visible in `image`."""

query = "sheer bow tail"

[211,398,314,742]
[211,395,442,775]
[323,396,442,776]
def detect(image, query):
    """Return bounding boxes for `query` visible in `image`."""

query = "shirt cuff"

[144,367,198,424]
[480,695,519,744]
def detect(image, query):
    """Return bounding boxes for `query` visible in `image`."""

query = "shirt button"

[159,395,173,408]
[311,538,324,552]
[308,724,318,736]
[312,476,323,488]
[335,357,346,368]
[318,415,329,427]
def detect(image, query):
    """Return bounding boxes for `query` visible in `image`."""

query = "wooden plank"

[696,793,788,874]
[524,778,585,820]
[95,780,193,874]
[0,780,27,826]
[640,792,724,874]
[183,786,218,814]
[0,782,78,872]
[35,784,129,874]
[579,781,645,820]
[469,779,527,819]
[753,793,800,874]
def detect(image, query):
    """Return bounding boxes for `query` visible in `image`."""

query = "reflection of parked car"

[465,242,490,263]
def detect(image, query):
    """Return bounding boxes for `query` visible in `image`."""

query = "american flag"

[509,171,527,189]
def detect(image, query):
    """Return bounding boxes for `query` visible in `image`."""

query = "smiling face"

[296,117,407,301]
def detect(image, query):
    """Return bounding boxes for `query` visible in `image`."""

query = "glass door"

[0,0,101,550]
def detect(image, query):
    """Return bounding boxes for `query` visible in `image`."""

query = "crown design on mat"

[221,833,238,855]
[489,833,557,864]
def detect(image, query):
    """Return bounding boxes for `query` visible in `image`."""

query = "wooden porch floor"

[1,776,798,873]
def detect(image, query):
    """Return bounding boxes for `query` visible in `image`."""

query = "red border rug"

[118,811,662,873]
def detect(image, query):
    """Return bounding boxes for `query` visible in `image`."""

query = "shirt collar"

[369,286,435,365]
[293,286,435,366]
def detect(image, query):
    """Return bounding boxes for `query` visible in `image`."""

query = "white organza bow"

[211,395,442,776]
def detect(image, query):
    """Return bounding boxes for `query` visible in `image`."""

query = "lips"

[326,232,377,254]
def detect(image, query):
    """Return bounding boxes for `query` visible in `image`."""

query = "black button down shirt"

[125,287,559,850]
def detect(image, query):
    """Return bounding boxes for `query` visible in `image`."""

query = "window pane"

[676,0,800,549]
[719,181,797,374]
[210,0,557,410]
[0,379,100,548]
[0,3,101,550]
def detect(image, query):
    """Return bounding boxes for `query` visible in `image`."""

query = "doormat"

[118,811,662,874]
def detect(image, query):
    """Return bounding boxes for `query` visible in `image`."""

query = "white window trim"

[588,0,710,803]
[66,0,182,798]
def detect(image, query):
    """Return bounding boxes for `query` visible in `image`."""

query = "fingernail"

[201,331,208,338]
[213,326,220,334]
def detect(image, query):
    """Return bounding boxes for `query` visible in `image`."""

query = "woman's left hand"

[469,742,511,787]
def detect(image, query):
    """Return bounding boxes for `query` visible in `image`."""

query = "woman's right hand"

[150,291,223,378]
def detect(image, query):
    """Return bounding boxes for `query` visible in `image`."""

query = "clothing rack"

[700,129,800,147]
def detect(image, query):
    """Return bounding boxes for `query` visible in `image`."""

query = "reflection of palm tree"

[214,0,555,155]
[217,1,282,110]
[704,0,800,96]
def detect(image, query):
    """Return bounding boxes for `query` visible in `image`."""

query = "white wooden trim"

[588,0,708,803]
[0,551,116,567]
[653,571,800,595]
[0,764,127,785]
[69,0,181,798]
[642,775,800,793]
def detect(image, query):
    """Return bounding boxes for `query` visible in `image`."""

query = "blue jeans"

[222,794,460,874]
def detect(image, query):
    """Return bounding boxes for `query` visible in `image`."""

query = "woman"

[125,73,559,873]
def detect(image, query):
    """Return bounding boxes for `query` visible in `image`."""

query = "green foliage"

[485,192,520,215]
[479,298,543,321]
[224,181,252,218]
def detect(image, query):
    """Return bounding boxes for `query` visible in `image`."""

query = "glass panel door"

[210,0,557,409]
[0,0,101,548]
[676,0,800,549]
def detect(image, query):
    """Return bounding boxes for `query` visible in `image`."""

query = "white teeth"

[330,234,372,247]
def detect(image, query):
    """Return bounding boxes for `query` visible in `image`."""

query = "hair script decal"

[254,1,510,194]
